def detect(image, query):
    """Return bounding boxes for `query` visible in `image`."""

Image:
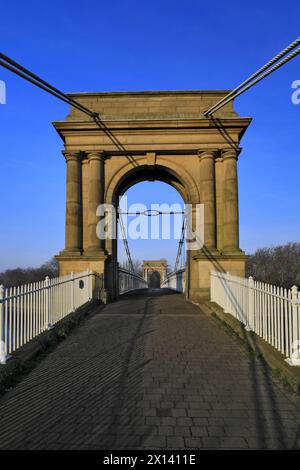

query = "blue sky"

[118,182,184,269]
[0,0,299,270]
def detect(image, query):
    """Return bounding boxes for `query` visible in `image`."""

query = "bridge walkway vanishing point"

[0,289,299,450]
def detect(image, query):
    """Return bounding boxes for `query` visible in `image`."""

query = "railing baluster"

[30,283,33,338]
[8,286,12,354]
[269,284,273,346]
[288,288,293,359]
[291,286,299,361]
[0,285,5,364]
[18,285,23,348]
[12,286,16,352]
[275,287,281,351]
[4,288,8,357]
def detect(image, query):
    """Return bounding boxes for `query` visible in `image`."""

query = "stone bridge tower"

[53,90,251,303]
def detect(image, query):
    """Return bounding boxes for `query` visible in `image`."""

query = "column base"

[221,248,247,257]
[83,248,107,258]
[191,247,221,260]
[56,250,107,277]
[57,249,82,257]
[187,250,248,303]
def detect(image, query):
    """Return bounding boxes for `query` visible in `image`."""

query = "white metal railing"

[0,269,103,364]
[210,270,300,366]
[161,268,186,292]
[118,268,148,295]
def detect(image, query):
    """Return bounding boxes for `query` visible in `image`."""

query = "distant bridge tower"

[142,260,168,287]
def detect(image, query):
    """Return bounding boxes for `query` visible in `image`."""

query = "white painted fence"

[161,268,186,292]
[0,269,103,364]
[210,270,300,366]
[118,268,148,295]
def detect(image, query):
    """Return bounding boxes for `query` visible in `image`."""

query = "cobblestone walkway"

[0,289,299,450]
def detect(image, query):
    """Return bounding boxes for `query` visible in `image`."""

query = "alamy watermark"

[95,197,205,251]
[0,80,6,104]
[291,80,300,104]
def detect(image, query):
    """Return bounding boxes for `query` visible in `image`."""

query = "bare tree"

[0,257,59,287]
[119,259,142,276]
[246,242,300,289]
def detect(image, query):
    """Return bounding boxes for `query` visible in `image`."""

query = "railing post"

[287,285,300,366]
[45,276,52,330]
[225,272,231,314]
[71,272,75,312]
[210,271,213,302]
[292,285,299,347]
[87,268,93,300]
[245,276,254,331]
[0,285,6,364]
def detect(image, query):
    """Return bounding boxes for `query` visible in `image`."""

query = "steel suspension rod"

[204,37,300,117]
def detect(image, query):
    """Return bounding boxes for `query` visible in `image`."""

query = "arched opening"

[112,164,190,204]
[113,170,186,296]
[148,271,161,288]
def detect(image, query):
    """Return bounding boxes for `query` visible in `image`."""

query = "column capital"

[198,149,219,160]
[222,148,241,160]
[86,151,106,162]
[81,158,89,166]
[62,150,83,162]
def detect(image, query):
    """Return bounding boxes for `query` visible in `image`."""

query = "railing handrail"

[118,268,148,295]
[211,270,298,299]
[163,267,185,280]
[161,268,186,293]
[0,270,103,303]
[0,269,101,296]
[118,267,145,280]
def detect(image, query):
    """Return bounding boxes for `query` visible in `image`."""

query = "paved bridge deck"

[0,289,299,450]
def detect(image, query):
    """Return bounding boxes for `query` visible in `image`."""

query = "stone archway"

[53,90,251,303]
[142,260,168,287]
[148,272,161,288]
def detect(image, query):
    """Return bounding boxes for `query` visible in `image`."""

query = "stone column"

[64,151,82,252]
[222,148,240,253]
[81,158,90,251]
[215,155,224,251]
[87,151,105,252]
[199,149,218,251]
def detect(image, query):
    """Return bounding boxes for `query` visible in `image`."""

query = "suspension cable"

[118,212,135,273]
[0,52,142,169]
[174,219,185,272]
[0,53,98,119]
[204,37,300,117]
[118,210,185,216]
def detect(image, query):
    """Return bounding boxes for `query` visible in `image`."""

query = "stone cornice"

[54,118,252,154]
[53,117,252,132]
[66,90,233,98]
